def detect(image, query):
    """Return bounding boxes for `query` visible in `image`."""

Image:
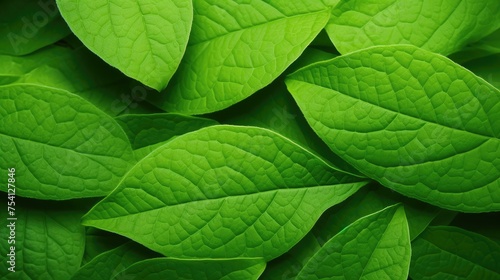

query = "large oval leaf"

[326,0,500,56]
[286,45,500,212]
[296,204,411,280]
[56,0,193,91]
[410,226,500,279]
[0,84,134,199]
[148,0,332,114]
[82,125,368,260]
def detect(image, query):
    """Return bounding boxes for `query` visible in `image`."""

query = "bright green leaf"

[114,258,266,280]
[410,226,500,279]
[326,0,500,55]
[261,183,452,280]
[0,43,160,116]
[56,0,193,91]
[286,45,500,213]
[296,204,411,280]
[0,84,134,199]
[83,125,368,260]
[0,0,71,55]
[72,242,158,280]
[148,0,332,114]
[0,199,85,279]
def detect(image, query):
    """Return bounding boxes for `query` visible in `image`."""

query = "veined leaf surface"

[83,125,368,260]
[326,0,500,56]
[286,45,500,212]
[0,84,134,199]
[56,0,193,91]
[410,226,500,279]
[296,204,411,280]
[148,0,332,114]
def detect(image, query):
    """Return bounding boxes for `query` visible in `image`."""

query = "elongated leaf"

[0,84,134,199]
[114,258,266,280]
[83,125,367,260]
[0,198,85,279]
[56,0,193,91]
[296,204,411,280]
[72,242,158,280]
[286,45,500,213]
[116,113,218,150]
[0,43,160,116]
[148,0,332,114]
[261,183,452,280]
[410,226,500,279]
[0,0,71,55]
[326,0,500,56]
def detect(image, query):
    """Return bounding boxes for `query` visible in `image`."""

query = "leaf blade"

[286,45,500,212]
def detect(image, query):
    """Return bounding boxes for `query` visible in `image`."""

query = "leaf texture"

[0,84,134,199]
[296,204,411,280]
[286,45,500,212]
[410,226,500,279]
[148,0,332,114]
[56,0,193,91]
[83,125,367,260]
[326,0,500,55]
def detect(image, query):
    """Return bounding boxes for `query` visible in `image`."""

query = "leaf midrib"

[292,80,497,140]
[188,9,329,47]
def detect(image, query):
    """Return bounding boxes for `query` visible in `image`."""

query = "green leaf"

[296,204,411,280]
[450,29,500,64]
[286,45,500,213]
[82,125,368,260]
[116,113,218,150]
[0,0,71,55]
[0,84,134,199]
[0,43,160,116]
[72,242,158,280]
[207,47,359,175]
[114,258,266,280]
[0,198,85,280]
[410,226,500,279]
[326,0,500,56]
[148,0,332,114]
[56,0,193,91]
[260,183,452,280]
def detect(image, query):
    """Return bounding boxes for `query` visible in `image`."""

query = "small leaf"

[410,226,500,279]
[0,84,134,199]
[326,0,500,56]
[286,45,500,212]
[0,0,71,55]
[148,0,332,114]
[114,258,266,280]
[296,204,411,280]
[83,125,368,260]
[56,0,193,91]
[0,199,85,279]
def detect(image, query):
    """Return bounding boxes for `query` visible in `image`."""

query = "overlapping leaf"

[296,204,411,279]
[148,0,333,114]
[56,0,193,91]
[326,0,500,55]
[286,45,500,212]
[410,226,500,279]
[83,125,367,260]
[0,84,134,199]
